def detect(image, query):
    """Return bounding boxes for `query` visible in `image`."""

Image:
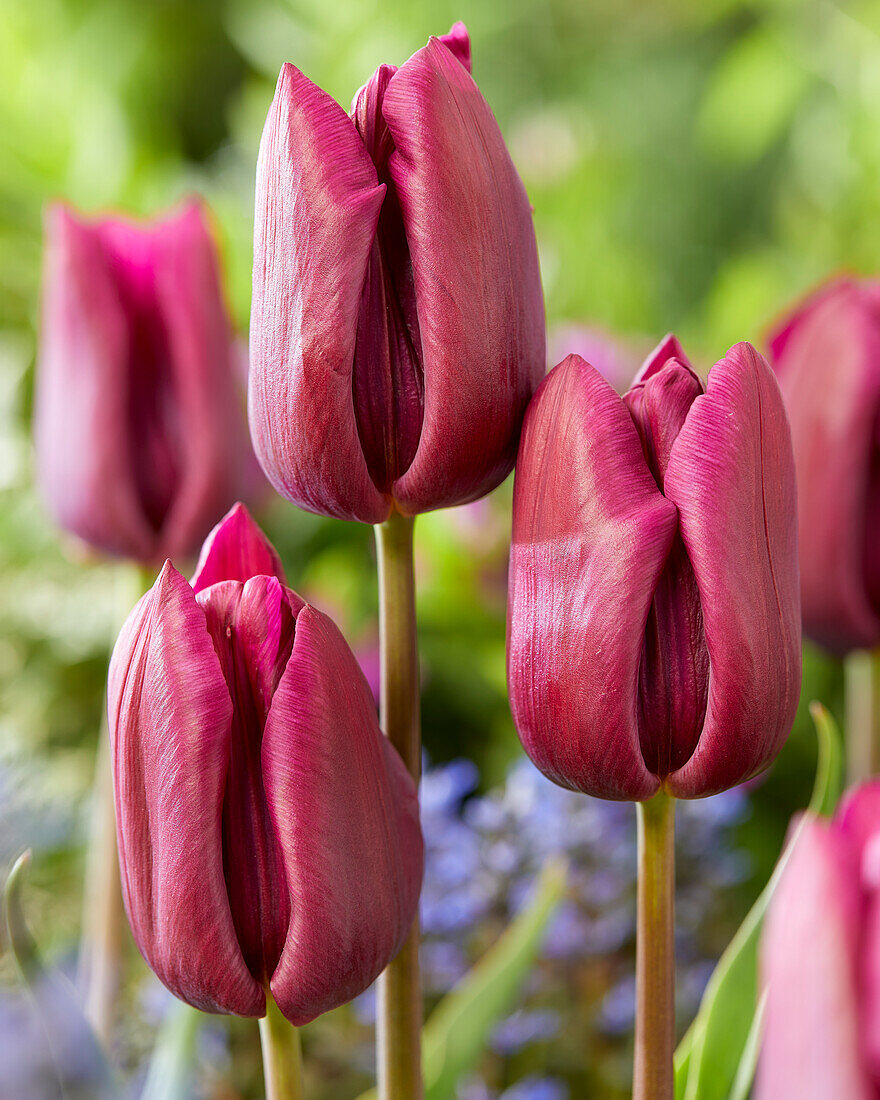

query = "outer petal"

[755,817,870,1100]
[263,606,423,1024]
[108,562,264,1016]
[507,356,677,800]
[191,502,286,593]
[665,343,801,797]
[149,202,256,561]
[383,37,545,513]
[35,205,155,560]
[770,280,880,651]
[249,63,389,524]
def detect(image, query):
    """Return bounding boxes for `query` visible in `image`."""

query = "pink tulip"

[507,336,801,800]
[36,201,254,565]
[770,278,880,653]
[108,504,423,1023]
[756,782,880,1098]
[249,23,545,523]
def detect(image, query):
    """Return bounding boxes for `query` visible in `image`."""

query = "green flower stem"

[844,647,880,784]
[259,993,304,1100]
[633,791,675,1100]
[374,510,423,1100]
[79,564,152,1045]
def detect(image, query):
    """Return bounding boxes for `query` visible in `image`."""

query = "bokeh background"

[0,0,869,1095]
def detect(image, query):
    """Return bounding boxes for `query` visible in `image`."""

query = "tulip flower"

[507,336,802,801]
[756,781,880,1099]
[36,201,254,565]
[769,278,880,654]
[108,503,423,1023]
[249,22,545,524]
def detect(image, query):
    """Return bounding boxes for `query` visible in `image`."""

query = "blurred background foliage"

[0,0,870,1095]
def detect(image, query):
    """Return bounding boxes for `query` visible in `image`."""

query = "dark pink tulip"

[108,503,423,1023]
[36,201,254,565]
[507,337,801,800]
[756,782,880,1099]
[249,23,545,523]
[770,278,880,653]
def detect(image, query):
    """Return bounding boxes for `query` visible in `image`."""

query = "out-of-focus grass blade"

[140,1001,202,1100]
[677,701,842,1100]
[356,856,567,1100]
[729,989,767,1100]
[4,851,116,1099]
[807,702,844,818]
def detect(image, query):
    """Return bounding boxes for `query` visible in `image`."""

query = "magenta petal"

[755,818,870,1100]
[771,280,880,651]
[191,502,287,593]
[633,332,694,384]
[664,344,801,797]
[263,606,423,1024]
[438,21,472,71]
[108,563,264,1016]
[383,37,545,514]
[148,202,254,562]
[35,205,155,560]
[507,356,676,800]
[249,63,390,523]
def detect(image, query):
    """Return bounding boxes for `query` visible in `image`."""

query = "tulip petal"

[148,202,255,561]
[507,356,676,800]
[771,281,880,651]
[664,343,801,797]
[439,22,472,72]
[383,37,545,513]
[191,502,287,593]
[249,63,390,524]
[35,206,156,560]
[108,562,264,1016]
[633,332,694,384]
[263,606,423,1024]
[755,818,870,1100]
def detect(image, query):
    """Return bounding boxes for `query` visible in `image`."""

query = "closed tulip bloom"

[108,503,423,1023]
[770,278,880,653]
[249,23,545,524]
[756,782,880,1099]
[507,337,801,800]
[36,201,253,565]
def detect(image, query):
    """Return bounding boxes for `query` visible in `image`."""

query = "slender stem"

[259,993,304,1100]
[845,648,880,784]
[633,791,675,1100]
[79,564,151,1045]
[374,511,423,1100]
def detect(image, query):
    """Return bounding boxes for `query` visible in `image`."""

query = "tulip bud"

[108,503,423,1023]
[36,201,255,565]
[756,782,880,1098]
[249,23,545,523]
[507,337,801,800]
[769,278,880,653]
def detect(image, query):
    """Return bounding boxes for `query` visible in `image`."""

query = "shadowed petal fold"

[664,343,801,797]
[108,563,264,1017]
[508,356,676,801]
[249,63,389,523]
[264,606,423,1024]
[384,37,546,513]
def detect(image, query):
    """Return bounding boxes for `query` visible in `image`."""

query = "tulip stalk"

[375,510,422,1100]
[844,648,880,783]
[259,994,304,1100]
[633,791,675,1100]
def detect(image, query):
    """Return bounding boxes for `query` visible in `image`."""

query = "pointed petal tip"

[634,333,695,385]
[191,503,285,593]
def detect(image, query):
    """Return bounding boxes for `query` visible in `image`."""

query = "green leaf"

[807,702,844,818]
[677,702,842,1100]
[728,990,767,1100]
[422,857,567,1100]
[140,1001,202,1100]
[4,851,116,1099]
[356,857,567,1100]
